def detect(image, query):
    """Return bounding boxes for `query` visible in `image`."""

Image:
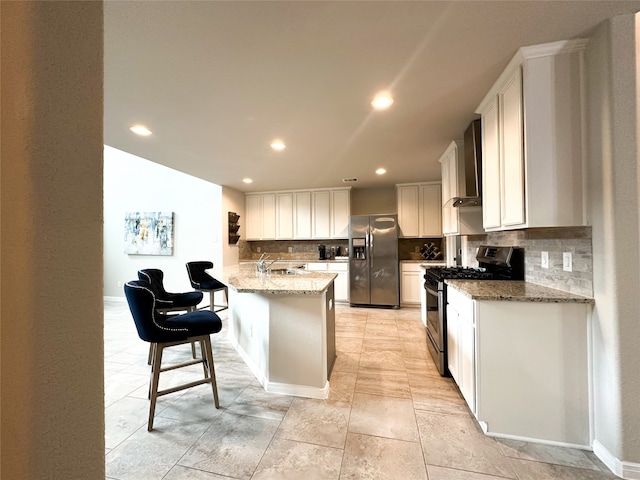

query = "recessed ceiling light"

[376,168,387,175]
[371,93,394,110]
[242,178,253,184]
[130,124,152,136]
[270,140,286,151]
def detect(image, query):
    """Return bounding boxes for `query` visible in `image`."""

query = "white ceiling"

[104,1,640,193]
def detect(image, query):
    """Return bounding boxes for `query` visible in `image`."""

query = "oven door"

[425,284,441,346]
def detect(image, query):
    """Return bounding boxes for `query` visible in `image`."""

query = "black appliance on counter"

[318,244,327,260]
[424,245,524,376]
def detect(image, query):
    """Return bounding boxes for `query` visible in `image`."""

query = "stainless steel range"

[424,245,524,376]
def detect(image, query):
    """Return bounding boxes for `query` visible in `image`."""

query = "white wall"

[585,13,640,478]
[104,146,223,300]
[1,2,105,477]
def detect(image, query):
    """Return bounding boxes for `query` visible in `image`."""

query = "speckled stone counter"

[218,264,337,295]
[446,280,594,304]
[400,260,446,267]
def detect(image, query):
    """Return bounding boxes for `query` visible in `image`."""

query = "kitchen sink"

[270,267,310,275]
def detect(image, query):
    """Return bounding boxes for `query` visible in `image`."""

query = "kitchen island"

[217,264,337,399]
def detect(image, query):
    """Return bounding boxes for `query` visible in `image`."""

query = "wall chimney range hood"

[449,119,482,208]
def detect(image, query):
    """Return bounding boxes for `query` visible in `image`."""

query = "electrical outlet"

[257,246,261,253]
[414,246,420,253]
[541,251,549,269]
[563,252,573,272]
[288,246,293,253]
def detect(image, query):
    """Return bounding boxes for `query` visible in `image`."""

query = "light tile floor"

[105,299,617,479]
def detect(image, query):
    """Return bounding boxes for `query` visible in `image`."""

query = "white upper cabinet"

[396,182,442,238]
[293,191,312,239]
[397,184,420,237]
[312,190,331,239]
[419,184,442,237]
[331,189,350,239]
[245,193,276,240]
[276,192,294,239]
[476,39,587,231]
[246,187,350,241]
[245,194,261,240]
[439,141,483,236]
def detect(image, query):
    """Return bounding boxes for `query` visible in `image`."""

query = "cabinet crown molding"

[246,186,351,196]
[395,181,441,188]
[475,38,588,114]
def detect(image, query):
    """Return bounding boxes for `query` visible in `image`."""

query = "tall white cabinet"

[476,39,588,231]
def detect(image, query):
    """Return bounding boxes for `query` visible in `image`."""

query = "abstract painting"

[124,211,174,255]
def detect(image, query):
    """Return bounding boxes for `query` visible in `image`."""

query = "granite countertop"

[446,280,595,304]
[240,258,349,264]
[400,260,447,268]
[216,264,337,295]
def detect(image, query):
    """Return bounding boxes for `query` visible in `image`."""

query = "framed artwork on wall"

[124,211,174,255]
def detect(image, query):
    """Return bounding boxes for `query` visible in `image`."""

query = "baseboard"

[228,335,329,400]
[104,295,126,302]
[479,421,591,450]
[593,439,640,479]
[265,380,329,400]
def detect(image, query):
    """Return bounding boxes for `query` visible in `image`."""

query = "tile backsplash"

[464,226,593,297]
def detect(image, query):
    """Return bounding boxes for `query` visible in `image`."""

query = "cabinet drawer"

[328,263,348,272]
[447,286,475,324]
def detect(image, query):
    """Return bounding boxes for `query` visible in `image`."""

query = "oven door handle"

[425,286,439,297]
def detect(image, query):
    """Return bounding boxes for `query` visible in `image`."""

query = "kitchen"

[5,2,640,479]
[100,6,636,479]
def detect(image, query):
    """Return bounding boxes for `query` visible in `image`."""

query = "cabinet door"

[245,194,261,240]
[482,98,502,230]
[459,314,476,413]
[419,184,442,237]
[400,264,421,305]
[294,191,312,239]
[397,185,419,237]
[329,264,349,303]
[312,191,331,239]
[276,192,293,239]
[446,304,459,382]
[500,67,526,227]
[331,189,350,239]
[261,193,276,240]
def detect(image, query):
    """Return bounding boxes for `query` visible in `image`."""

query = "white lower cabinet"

[328,263,349,303]
[447,284,591,446]
[307,262,349,303]
[400,263,422,306]
[446,287,475,412]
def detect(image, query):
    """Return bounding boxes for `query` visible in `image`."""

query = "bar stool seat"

[186,261,228,312]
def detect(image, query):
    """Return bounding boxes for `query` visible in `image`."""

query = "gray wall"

[103,146,224,301]
[1,2,105,477]
[584,13,640,473]
[351,187,397,215]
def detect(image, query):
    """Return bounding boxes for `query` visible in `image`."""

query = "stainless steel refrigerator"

[348,214,399,308]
